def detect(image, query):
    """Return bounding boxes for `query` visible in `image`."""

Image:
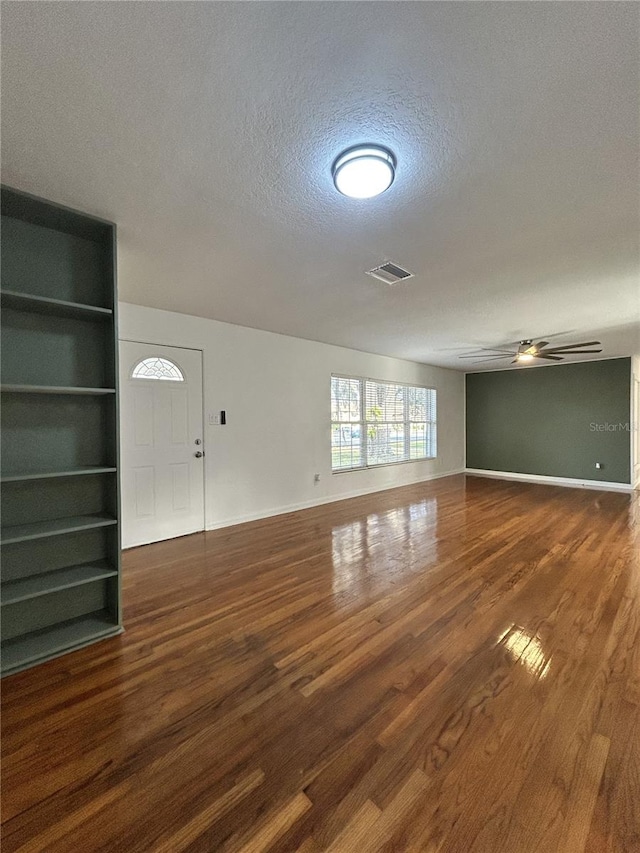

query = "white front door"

[120,341,205,548]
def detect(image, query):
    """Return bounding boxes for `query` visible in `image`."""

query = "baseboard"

[465,468,634,493]
[205,468,465,531]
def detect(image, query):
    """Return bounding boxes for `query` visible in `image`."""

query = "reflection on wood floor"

[2,474,639,852]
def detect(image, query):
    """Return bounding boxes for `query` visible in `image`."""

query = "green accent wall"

[465,358,631,484]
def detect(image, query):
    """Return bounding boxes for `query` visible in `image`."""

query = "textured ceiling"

[2,2,639,370]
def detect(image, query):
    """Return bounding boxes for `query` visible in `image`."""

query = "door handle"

[194,451,204,458]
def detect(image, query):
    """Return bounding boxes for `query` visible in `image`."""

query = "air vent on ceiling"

[365,261,414,285]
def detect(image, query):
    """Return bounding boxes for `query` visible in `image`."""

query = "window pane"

[132,357,184,381]
[365,381,405,422]
[331,376,361,422]
[428,389,437,424]
[331,376,437,471]
[407,386,427,421]
[367,424,408,466]
[332,423,363,470]
[428,422,437,458]
[410,423,427,459]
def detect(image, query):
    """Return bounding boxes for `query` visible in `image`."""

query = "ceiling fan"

[459,339,603,364]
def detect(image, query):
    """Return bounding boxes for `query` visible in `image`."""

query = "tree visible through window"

[331,376,436,471]
[131,357,184,381]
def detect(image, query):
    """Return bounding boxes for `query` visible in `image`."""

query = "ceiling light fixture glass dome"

[332,145,396,199]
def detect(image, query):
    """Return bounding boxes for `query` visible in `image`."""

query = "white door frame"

[120,339,206,544]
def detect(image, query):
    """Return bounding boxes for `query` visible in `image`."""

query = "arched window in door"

[131,357,185,382]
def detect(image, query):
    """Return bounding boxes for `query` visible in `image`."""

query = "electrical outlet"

[314,473,321,483]
[595,462,602,469]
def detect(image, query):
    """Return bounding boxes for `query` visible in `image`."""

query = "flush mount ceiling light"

[332,144,396,198]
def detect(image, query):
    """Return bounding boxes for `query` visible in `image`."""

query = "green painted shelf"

[1,385,116,395]
[1,289,113,320]
[2,185,121,676]
[1,612,121,673]
[2,563,118,605]
[1,467,117,483]
[1,514,117,545]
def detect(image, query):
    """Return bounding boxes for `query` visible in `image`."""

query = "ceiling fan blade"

[535,354,563,361]
[544,349,602,355]
[459,347,516,356]
[544,341,601,352]
[534,341,549,349]
[458,355,511,360]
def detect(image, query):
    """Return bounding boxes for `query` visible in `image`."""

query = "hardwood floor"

[2,474,639,852]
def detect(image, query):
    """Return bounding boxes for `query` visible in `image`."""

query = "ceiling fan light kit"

[459,339,603,366]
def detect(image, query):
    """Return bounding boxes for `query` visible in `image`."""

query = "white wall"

[118,303,465,530]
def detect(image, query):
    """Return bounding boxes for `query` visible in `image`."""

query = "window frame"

[331,373,437,474]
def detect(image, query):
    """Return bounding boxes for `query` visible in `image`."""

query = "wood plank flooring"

[2,474,639,852]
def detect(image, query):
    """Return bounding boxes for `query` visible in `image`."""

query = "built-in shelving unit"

[2,563,119,606]
[1,185,122,676]
[2,514,119,546]
[1,385,116,395]
[1,467,118,483]
[1,614,119,674]
[1,289,114,319]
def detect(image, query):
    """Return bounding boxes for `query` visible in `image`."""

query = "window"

[331,376,436,472]
[131,357,184,382]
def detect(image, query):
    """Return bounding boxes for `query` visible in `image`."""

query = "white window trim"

[331,373,437,474]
